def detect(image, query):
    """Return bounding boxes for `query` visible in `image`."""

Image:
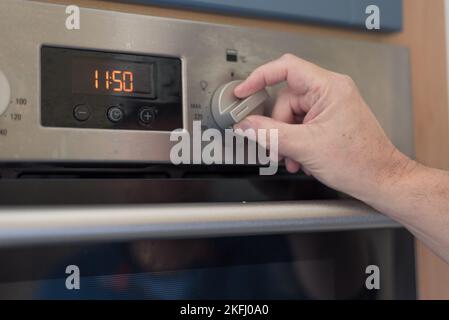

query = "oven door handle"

[0,200,399,246]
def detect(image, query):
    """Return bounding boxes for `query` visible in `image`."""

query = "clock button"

[107,106,124,123]
[73,104,91,121]
[139,107,155,125]
[0,70,11,116]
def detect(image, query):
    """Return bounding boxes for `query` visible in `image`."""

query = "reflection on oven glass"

[0,230,414,299]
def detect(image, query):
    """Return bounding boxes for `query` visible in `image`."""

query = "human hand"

[233,54,413,202]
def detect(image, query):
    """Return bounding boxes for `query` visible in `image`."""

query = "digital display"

[42,46,182,131]
[72,58,154,98]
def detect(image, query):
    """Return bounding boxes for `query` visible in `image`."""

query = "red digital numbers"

[94,69,134,93]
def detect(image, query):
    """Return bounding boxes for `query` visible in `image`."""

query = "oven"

[0,0,415,299]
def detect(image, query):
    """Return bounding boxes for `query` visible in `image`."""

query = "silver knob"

[211,80,269,129]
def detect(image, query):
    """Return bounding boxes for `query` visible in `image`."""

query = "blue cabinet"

[124,0,402,32]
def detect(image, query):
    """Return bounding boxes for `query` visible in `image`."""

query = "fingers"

[278,154,301,174]
[234,115,306,160]
[234,53,326,99]
[271,88,305,124]
[285,158,301,173]
[271,88,297,124]
[233,54,326,175]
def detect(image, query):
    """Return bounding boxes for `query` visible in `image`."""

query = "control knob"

[211,80,269,129]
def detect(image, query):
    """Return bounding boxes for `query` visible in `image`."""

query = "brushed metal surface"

[0,0,413,162]
[0,200,399,246]
[0,70,10,116]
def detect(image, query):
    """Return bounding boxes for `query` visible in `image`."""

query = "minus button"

[73,104,91,121]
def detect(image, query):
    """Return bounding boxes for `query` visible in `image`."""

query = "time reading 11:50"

[94,69,134,93]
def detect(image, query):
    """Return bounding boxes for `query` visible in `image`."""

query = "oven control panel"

[0,0,413,163]
[41,47,182,131]
[0,70,10,117]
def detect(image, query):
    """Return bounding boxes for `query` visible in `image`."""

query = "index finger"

[234,54,327,98]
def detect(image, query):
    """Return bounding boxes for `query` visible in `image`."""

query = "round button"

[211,80,268,129]
[0,70,11,116]
[139,107,155,125]
[73,104,91,121]
[107,106,124,123]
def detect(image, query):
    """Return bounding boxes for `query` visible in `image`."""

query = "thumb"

[233,115,305,160]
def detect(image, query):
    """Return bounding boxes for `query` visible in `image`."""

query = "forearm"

[364,153,449,262]
[234,53,449,262]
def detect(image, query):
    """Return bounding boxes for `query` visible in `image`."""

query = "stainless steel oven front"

[0,0,412,163]
[0,0,416,300]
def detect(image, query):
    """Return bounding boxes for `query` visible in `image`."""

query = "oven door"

[0,168,416,300]
[0,230,415,300]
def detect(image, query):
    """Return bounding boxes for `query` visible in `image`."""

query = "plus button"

[139,108,155,125]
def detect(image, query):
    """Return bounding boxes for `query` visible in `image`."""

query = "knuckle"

[331,73,357,96]
[340,74,356,86]
[280,53,296,62]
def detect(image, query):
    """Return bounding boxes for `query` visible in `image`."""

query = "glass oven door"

[0,228,415,300]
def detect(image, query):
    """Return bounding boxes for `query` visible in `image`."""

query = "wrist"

[379,148,418,189]
[358,147,420,208]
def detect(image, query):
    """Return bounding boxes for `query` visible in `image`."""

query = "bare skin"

[234,54,449,264]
